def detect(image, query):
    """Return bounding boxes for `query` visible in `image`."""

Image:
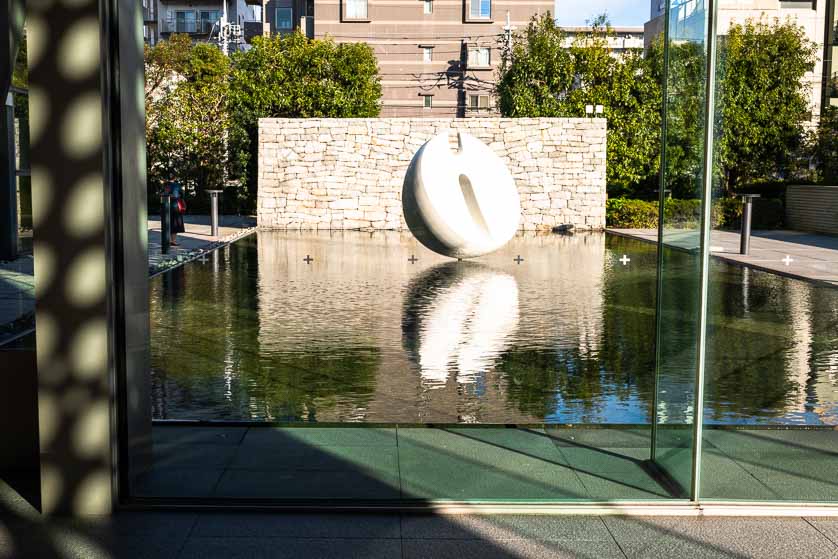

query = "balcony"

[162,19,219,35]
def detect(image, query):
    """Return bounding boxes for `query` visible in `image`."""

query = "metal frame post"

[0,92,16,261]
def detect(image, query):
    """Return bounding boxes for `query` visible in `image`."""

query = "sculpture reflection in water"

[402,262,520,389]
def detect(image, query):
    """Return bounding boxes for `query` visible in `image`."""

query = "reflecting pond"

[149,231,838,425]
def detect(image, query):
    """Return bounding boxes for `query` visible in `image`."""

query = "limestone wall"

[257,117,607,231]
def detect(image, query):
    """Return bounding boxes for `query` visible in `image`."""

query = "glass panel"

[276,8,293,31]
[199,10,221,34]
[652,0,713,497]
[136,15,678,504]
[1,22,38,503]
[470,0,490,19]
[700,0,838,502]
[175,11,197,33]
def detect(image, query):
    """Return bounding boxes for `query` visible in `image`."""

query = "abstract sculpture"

[402,131,521,258]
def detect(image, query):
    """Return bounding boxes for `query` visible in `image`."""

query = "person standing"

[165,177,186,246]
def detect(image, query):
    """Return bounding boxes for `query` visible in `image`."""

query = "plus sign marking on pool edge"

[619,255,631,265]
[514,255,524,264]
[408,255,418,264]
[782,255,794,266]
[303,255,313,264]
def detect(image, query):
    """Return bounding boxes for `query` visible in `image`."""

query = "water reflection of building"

[645,0,834,121]
[255,230,607,423]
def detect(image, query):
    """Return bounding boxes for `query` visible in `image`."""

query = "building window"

[469,0,491,20]
[468,94,490,110]
[422,46,433,63]
[175,10,197,33]
[345,0,368,20]
[779,1,815,9]
[423,95,433,109]
[275,7,294,31]
[423,0,433,14]
[468,46,490,67]
[199,10,221,34]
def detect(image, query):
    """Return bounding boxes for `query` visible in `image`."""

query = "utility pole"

[503,11,514,65]
[220,0,229,55]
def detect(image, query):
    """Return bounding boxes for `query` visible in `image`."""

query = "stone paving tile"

[402,539,626,559]
[212,469,402,500]
[603,516,838,558]
[152,426,249,446]
[132,468,226,499]
[191,512,401,539]
[400,514,612,541]
[803,518,838,547]
[178,537,402,559]
[241,427,397,449]
[397,427,588,501]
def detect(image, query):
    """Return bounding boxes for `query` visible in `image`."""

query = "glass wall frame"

[13,0,838,511]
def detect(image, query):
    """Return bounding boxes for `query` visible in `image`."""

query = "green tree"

[715,18,817,193]
[228,32,381,211]
[145,38,231,208]
[496,14,662,195]
[646,35,707,198]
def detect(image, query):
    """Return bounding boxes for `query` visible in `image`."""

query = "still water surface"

[150,231,838,425]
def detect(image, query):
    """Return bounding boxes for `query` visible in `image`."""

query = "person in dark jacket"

[165,177,186,246]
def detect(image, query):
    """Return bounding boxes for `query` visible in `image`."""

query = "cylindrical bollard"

[161,194,171,254]
[207,190,222,238]
[739,194,760,255]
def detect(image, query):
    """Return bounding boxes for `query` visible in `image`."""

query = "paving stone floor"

[609,229,838,286]
[0,250,33,344]
[3,499,838,558]
[127,425,838,504]
[5,425,838,558]
[147,215,255,272]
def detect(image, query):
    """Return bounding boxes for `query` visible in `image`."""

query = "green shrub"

[605,198,659,229]
[606,197,784,229]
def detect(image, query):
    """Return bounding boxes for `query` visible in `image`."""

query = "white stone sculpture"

[402,131,521,258]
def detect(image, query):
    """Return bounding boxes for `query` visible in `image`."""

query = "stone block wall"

[258,118,607,230]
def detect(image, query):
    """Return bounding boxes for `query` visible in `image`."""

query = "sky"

[555,0,651,27]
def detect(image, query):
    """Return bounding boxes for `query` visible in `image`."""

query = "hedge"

[606,197,784,230]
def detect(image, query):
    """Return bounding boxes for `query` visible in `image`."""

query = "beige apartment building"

[303,0,552,116]
[645,0,837,118]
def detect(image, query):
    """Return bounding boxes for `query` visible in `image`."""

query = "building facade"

[263,0,551,117]
[154,0,262,47]
[562,26,645,57]
[645,0,835,118]
[143,0,159,44]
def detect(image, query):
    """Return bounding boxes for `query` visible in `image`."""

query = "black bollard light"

[739,194,760,255]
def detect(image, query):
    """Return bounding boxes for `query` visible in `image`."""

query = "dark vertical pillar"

[112,0,152,495]
[30,0,150,515]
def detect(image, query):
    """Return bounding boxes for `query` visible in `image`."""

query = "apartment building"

[261,0,550,116]
[155,0,262,47]
[645,0,836,118]
[143,0,160,44]
[562,26,645,57]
